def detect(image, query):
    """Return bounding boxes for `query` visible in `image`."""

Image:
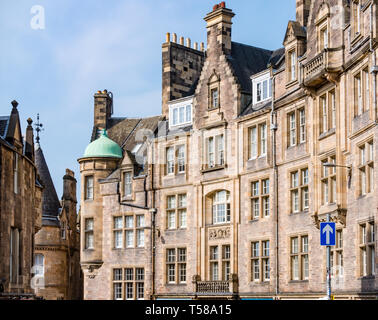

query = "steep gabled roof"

[35,143,61,226]
[227,42,273,92]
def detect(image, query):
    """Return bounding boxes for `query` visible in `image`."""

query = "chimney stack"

[204,2,235,55]
[94,90,113,131]
[296,0,311,27]
[25,118,34,161]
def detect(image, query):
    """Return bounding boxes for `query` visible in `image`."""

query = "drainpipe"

[270,74,279,298]
[370,3,378,122]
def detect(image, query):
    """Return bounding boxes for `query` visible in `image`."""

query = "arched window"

[212,191,231,224]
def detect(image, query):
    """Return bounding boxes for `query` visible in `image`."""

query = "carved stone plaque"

[208,227,231,240]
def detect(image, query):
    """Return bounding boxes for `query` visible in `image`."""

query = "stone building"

[79,1,377,300]
[0,101,43,298]
[34,140,82,300]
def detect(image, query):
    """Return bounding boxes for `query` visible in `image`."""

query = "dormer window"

[123,171,133,197]
[252,73,272,105]
[169,99,193,129]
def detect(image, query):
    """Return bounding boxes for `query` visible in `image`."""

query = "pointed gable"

[35,143,61,225]
[283,21,307,46]
[5,101,23,148]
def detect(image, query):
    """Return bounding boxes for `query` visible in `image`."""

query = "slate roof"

[228,42,273,92]
[268,48,285,69]
[35,143,61,226]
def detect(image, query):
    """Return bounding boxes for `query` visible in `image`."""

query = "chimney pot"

[173,33,177,43]
[179,37,184,45]
[213,4,219,11]
[186,38,191,48]
[220,2,226,8]
[200,42,205,52]
[194,42,198,50]
[166,32,170,43]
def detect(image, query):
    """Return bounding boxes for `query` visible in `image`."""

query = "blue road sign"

[320,222,336,246]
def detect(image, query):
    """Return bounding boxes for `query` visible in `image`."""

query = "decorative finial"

[34,113,44,144]
[27,118,33,126]
[11,100,18,109]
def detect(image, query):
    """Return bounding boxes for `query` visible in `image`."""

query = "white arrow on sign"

[323,224,334,245]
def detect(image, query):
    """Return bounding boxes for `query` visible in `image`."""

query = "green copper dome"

[83,130,123,159]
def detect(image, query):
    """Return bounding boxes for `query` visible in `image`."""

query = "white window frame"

[252,72,272,105]
[169,99,193,129]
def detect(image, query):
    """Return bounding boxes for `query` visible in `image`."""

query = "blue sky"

[0,0,295,199]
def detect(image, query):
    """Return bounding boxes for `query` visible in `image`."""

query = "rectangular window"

[209,245,231,281]
[177,145,185,173]
[251,179,270,220]
[260,123,267,156]
[34,254,44,276]
[330,91,336,129]
[85,176,94,200]
[169,103,192,127]
[216,135,224,166]
[208,137,215,168]
[321,95,328,134]
[212,191,231,224]
[290,168,309,213]
[360,222,375,276]
[331,230,344,278]
[124,172,132,197]
[251,240,270,282]
[250,126,257,159]
[166,248,187,284]
[289,112,296,147]
[211,88,219,108]
[291,235,309,281]
[222,245,231,281]
[359,140,374,195]
[113,267,144,300]
[287,108,306,147]
[166,194,187,230]
[113,217,123,249]
[290,51,297,81]
[299,109,306,143]
[85,218,94,249]
[166,147,174,174]
[321,156,337,205]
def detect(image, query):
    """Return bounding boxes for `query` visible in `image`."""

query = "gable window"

[212,191,231,224]
[169,102,192,128]
[252,73,272,105]
[206,134,225,169]
[289,50,297,82]
[123,172,133,197]
[85,176,94,200]
[211,88,219,109]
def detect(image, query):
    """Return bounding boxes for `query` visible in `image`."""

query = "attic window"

[252,73,272,105]
[169,100,193,129]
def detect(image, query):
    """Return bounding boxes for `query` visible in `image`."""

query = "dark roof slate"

[35,143,61,221]
[228,42,273,92]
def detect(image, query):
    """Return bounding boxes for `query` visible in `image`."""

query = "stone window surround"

[121,169,134,201]
[112,213,145,249]
[84,217,94,250]
[112,266,145,300]
[250,176,270,221]
[207,71,221,110]
[330,229,344,278]
[164,247,187,285]
[203,131,225,171]
[358,219,375,278]
[320,154,337,206]
[357,137,374,197]
[288,166,309,215]
[289,234,309,282]
[353,65,370,118]
[286,106,306,148]
[209,244,231,281]
[165,193,187,231]
[164,142,187,176]
[247,121,268,161]
[84,174,94,201]
[318,88,337,137]
[250,239,270,283]
[286,45,298,87]
[316,12,330,53]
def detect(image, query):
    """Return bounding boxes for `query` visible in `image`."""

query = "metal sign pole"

[326,213,331,300]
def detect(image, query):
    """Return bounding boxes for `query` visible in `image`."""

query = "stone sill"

[288,280,309,284]
[289,210,309,216]
[201,165,226,174]
[318,128,335,140]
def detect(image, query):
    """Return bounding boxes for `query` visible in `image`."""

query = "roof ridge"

[231,41,273,53]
